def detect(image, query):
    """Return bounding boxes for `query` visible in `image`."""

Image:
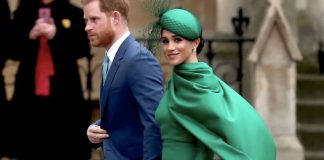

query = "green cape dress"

[155,62,276,160]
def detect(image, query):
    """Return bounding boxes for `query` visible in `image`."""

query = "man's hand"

[87,124,109,144]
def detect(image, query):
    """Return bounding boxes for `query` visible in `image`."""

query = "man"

[82,0,163,159]
[9,0,92,159]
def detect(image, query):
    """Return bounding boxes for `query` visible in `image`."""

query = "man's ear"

[111,11,121,25]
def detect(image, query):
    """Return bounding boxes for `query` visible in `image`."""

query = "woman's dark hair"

[197,37,205,54]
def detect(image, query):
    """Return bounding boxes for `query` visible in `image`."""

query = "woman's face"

[161,30,199,66]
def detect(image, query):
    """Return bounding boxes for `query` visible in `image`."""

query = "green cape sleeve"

[165,62,276,160]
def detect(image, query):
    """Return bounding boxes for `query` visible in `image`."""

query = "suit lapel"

[100,35,135,115]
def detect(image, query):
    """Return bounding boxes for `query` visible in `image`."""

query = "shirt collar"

[105,31,131,62]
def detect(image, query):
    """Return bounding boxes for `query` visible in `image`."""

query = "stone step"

[298,123,324,133]
[297,74,324,99]
[298,74,324,81]
[297,99,324,159]
[297,123,324,150]
[304,150,324,160]
[297,74,324,159]
[297,99,324,124]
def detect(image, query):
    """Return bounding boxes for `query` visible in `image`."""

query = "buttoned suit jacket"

[98,35,163,160]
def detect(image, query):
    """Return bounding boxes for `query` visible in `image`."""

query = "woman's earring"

[192,47,197,53]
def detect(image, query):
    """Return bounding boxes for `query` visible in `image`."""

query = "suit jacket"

[97,35,163,160]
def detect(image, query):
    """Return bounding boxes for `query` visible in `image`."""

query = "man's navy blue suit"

[96,35,163,160]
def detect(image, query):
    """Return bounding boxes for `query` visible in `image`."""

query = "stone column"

[248,0,304,159]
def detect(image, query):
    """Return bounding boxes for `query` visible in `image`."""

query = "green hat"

[159,8,202,40]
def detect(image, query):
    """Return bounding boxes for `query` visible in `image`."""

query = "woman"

[155,8,276,160]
